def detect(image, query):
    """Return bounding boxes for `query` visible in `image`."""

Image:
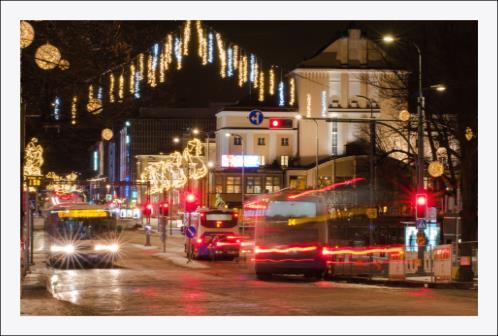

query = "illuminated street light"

[225,132,231,137]
[173,137,180,144]
[382,35,395,43]
[431,84,447,92]
[192,128,200,135]
[207,161,214,168]
[294,114,303,120]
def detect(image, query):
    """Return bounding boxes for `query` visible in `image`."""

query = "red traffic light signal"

[159,202,169,216]
[143,203,153,217]
[185,193,199,213]
[415,194,428,219]
[269,118,293,129]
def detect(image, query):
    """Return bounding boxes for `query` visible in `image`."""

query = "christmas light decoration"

[233,45,239,70]
[138,53,145,80]
[23,138,44,177]
[215,33,226,78]
[196,20,204,58]
[249,54,256,83]
[278,81,285,106]
[53,96,61,120]
[321,90,327,117]
[88,84,94,100]
[306,93,312,117]
[46,171,80,192]
[109,73,115,103]
[258,70,265,102]
[35,43,61,70]
[159,51,165,83]
[269,67,275,95]
[174,36,182,70]
[238,54,247,87]
[152,43,159,70]
[183,20,191,56]
[20,20,35,49]
[147,53,157,88]
[101,128,114,141]
[129,64,135,94]
[58,59,70,71]
[134,72,141,98]
[164,34,173,68]
[289,77,296,106]
[118,73,124,100]
[208,33,214,64]
[97,86,103,101]
[183,138,208,180]
[227,47,233,77]
[253,62,259,89]
[70,96,77,125]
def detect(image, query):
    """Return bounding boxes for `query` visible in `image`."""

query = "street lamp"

[173,137,180,144]
[294,114,319,189]
[193,129,216,207]
[225,132,245,234]
[192,128,200,136]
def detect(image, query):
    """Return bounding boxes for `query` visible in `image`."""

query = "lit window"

[226,176,241,193]
[281,137,289,146]
[257,137,266,146]
[280,155,289,167]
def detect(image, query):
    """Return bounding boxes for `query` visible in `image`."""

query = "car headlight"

[94,244,120,252]
[51,244,75,254]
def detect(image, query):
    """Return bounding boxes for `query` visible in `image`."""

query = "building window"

[257,137,266,146]
[215,176,223,193]
[265,176,281,193]
[246,176,262,194]
[226,176,241,193]
[233,137,242,146]
[281,137,289,146]
[280,155,289,167]
[331,121,338,155]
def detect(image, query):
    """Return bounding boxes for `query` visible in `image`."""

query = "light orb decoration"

[101,128,113,141]
[428,161,444,178]
[35,43,61,70]
[20,20,35,49]
[465,127,474,141]
[436,147,447,157]
[399,110,411,122]
[58,59,70,71]
[87,98,103,115]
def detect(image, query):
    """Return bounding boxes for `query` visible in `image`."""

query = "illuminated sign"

[93,151,98,171]
[221,155,263,168]
[57,209,108,218]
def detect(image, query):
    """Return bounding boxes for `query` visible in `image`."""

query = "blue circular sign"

[248,110,264,125]
[185,225,197,239]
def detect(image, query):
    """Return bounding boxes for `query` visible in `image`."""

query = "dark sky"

[21,20,477,177]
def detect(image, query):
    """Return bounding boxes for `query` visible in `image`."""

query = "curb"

[328,276,476,289]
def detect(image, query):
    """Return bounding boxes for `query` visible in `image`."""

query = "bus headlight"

[51,244,75,254]
[94,244,120,253]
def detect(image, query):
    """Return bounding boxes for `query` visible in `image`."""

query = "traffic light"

[185,193,199,213]
[143,203,153,217]
[159,202,169,216]
[415,193,428,219]
[269,118,293,129]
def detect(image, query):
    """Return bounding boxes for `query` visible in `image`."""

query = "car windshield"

[56,217,116,240]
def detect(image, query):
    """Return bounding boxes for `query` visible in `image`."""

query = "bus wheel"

[256,272,272,281]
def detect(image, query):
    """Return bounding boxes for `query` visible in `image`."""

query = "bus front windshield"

[55,217,116,240]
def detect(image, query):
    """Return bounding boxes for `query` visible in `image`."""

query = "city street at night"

[21,228,477,316]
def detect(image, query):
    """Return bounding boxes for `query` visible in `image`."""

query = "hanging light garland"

[70,96,78,125]
[138,53,145,80]
[268,67,275,95]
[289,77,296,106]
[253,62,259,89]
[233,45,239,70]
[129,63,136,95]
[215,33,226,78]
[227,47,233,77]
[159,50,166,83]
[258,70,265,102]
[53,96,61,120]
[183,20,191,56]
[147,54,154,87]
[196,20,204,59]
[109,73,115,103]
[174,36,183,70]
[118,73,124,100]
[278,81,285,106]
[249,54,256,83]
[207,32,214,64]
[134,71,141,98]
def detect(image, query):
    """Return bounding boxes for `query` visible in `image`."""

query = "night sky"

[21,20,477,178]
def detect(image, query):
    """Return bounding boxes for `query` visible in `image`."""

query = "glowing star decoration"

[70,96,77,125]
[249,54,256,83]
[109,73,115,103]
[52,96,61,120]
[227,47,233,77]
[183,138,208,180]
[24,138,44,177]
[269,67,275,95]
[215,33,226,78]
[129,63,135,94]
[35,43,61,70]
[289,77,296,106]
[21,20,35,49]
[183,20,191,56]
[321,90,327,117]
[207,33,214,64]
[101,128,113,141]
[258,70,265,102]
[428,161,444,178]
[232,45,239,70]
[278,81,285,106]
[174,37,182,70]
[306,93,312,117]
[118,73,124,100]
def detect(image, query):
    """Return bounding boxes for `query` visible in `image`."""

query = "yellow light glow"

[238,55,247,87]
[159,51,165,83]
[183,20,191,56]
[23,138,44,177]
[165,34,173,67]
[233,45,239,70]
[88,84,94,101]
[269,67,275,95]
[57,209,108,218]
[147,54,157,88]
[118,74,124,100]
[35,43,61,70]
[71,96,78,124]
[258,70,265,102]
[215,33,226,78]
[253,62,259,88]
[289,77,296,106]
[138,53,144,80]
[20,20,35,49]
[109,73,115,103]
[129,63,135,94]
[196,20,203,58]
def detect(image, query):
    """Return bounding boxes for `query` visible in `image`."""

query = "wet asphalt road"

[23,230,477,316]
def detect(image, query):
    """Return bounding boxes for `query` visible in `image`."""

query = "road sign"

[366,208,377,219]
[185,225,196,239]
[416,218,426,229]
[248,110,264,126]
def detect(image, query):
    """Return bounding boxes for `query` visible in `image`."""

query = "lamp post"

[192,128,215,208]
[356,95,376,245]
[225,132,245,234]
[294,114,319,189]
